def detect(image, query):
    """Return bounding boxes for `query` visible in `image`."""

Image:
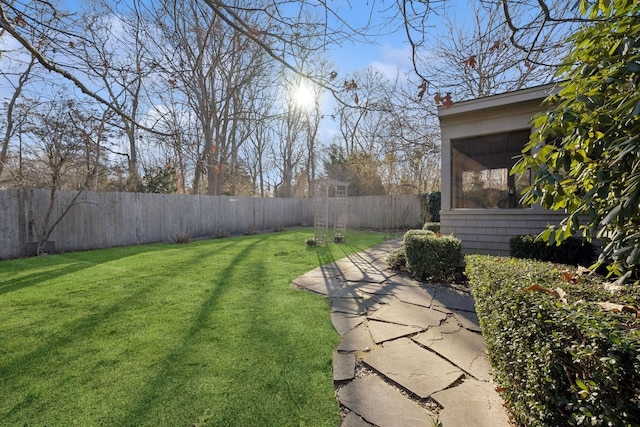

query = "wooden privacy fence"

[0,189,421,259]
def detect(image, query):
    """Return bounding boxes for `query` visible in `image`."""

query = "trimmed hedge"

[510,234,595,266]
[403,229,460,282]
[466,255,640,426]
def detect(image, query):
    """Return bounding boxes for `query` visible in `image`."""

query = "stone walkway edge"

[291,239,512,427]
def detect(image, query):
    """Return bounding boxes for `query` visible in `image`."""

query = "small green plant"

[171,231,192,244]
[403,229,461,282]
[404,229,436,238]
[333,233,344,243]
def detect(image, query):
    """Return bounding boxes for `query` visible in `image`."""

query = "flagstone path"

[292,239,512,427]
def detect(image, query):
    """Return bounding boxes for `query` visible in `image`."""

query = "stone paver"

[431,286,477,312]
[413,319,492,381]
[368,300,447,328]
[351,282,395,295]
[336,323,374,352]
[432,378,511,427]
[384,274,423,287]
[339,268,394,283]
[338,375,431,427]
[292,274,343,295]
[331,298,367,315]
[292,239,511,427]
[453,309,482,333]
[392,285,434,308]
[341,412,372,427]
[367,320,421,344]
[331,312,365,335]
[363,338,464,398]
[334,350,356,381]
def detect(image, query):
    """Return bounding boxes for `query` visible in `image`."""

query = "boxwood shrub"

[510,234,595,266]
[403,229,460,282]
[466,255,640,426]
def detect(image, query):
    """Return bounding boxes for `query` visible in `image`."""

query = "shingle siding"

[442,210,566,256]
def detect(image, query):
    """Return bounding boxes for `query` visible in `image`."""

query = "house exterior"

[438,83,566,256]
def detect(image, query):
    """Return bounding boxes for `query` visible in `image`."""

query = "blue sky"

[1,0,458,143]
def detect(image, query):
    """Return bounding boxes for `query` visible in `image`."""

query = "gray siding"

[441,209,567,256]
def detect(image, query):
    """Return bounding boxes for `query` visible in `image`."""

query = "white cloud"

[378,43,412,69]
[365,43,413,80]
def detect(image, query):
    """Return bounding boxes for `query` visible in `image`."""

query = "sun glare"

[294,83,315,111]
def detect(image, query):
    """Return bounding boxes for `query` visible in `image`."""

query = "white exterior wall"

[438,84,563,256]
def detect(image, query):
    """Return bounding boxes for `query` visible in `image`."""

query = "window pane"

[452,130,531,209]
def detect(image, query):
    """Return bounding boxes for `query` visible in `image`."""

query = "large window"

[451,129,531,209]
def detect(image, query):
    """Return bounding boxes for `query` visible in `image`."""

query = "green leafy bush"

[466,255,640,426]
[422,222,440,233]
[403,229,460,282]
[510,234,595,266]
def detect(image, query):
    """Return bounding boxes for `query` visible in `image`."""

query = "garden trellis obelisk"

[314,179,348,245]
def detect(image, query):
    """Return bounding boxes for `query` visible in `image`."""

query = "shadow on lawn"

[117,235,270,425]
[0,244,171,296]
[1,263,167,417]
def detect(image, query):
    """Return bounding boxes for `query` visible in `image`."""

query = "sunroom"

[438,83,566,256]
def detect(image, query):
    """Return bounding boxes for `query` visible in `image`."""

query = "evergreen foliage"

[513,0,640,281]
[466,255,640,426]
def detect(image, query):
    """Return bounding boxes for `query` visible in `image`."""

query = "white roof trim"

[437,83,560,117]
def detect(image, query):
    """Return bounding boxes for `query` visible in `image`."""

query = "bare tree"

[241,87,279,197]
[0,0,384,121]
[334,66,395,156]
[77,0,153,190]
[418,1,567,102]
[147,0,274,195]
[272,74,307,197]
[17,92,110,253]
[0,55,35,182]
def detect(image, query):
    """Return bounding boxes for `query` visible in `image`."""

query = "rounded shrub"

[403,229,461,282]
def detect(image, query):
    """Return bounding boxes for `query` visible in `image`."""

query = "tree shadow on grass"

[0,243,172,296]
[1,238,245,422]
[1,269,164,419]
[115,236,269,425]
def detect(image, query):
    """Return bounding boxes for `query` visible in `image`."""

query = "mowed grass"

[0,229,385,426]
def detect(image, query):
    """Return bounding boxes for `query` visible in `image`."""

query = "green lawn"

[0,229,385,426]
